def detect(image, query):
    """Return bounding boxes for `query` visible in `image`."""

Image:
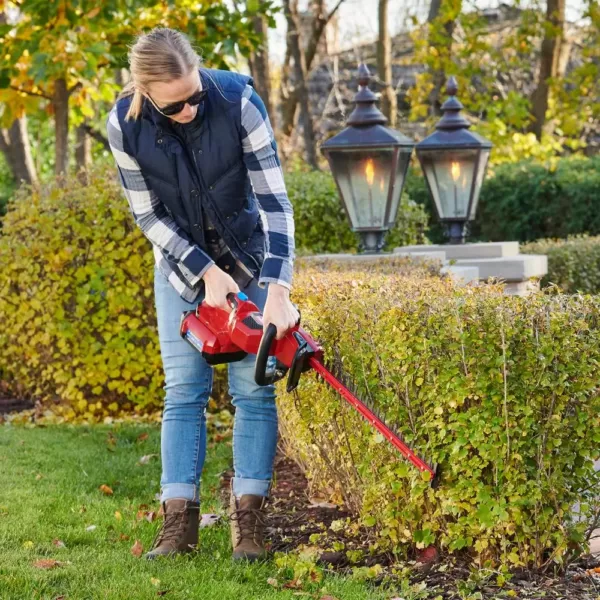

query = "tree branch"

[9,85,51,100]
[82,123,110,151]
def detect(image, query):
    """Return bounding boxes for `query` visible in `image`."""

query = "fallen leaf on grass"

[136,510,157,522]
[22,540,34,549]
[283,580,303,589]
[200,513,220,528]
[131,539,143,557]
[157,592,170,597]
[85,525,97,531]
[114,511,122,520]
[138,454,158,465]
[150,577,161,586]
[267,578,278,587]
[119,533,130,541]
[99,484,113,495]
[137,432,149,442]
[33,559,65,569]
[54,596,66,599]
[52,539,66,548]
[35,473,43,480]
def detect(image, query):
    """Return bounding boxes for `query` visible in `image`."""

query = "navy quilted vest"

[115,68,265,279]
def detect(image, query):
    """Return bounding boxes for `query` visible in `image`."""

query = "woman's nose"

[180,103,194,119]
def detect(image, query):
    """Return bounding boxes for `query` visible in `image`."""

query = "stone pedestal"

[394,242,548,297]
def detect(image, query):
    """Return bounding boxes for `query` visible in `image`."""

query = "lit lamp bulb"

[365,158,375,226]
[451,160,460,217]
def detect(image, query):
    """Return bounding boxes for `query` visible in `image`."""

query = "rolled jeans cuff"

[160,483,200,503]
[232,477,271,498]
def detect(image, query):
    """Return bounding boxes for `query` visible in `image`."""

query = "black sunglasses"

[148,88,207,117]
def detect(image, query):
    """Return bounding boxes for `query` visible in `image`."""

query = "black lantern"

[321,64,415,253]
[415,77,492,244]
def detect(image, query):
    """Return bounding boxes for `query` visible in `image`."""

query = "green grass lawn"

[0,422,389,600]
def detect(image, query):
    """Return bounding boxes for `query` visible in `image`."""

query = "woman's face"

[145,70,201,124]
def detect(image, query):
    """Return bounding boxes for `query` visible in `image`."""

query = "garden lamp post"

[321,64,415,253]
[415,77,492,244]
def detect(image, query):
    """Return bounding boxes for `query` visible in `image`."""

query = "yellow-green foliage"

[0,169,166,419]
[277,263,600,567]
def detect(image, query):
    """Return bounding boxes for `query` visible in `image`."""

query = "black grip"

[255,323,279,386]
[226,292,239,311]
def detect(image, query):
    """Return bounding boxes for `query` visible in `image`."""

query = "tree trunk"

[427,0,461,117]
[53,78,70,177]
[377,0,397,127]
[280,0,346,140]
[428,0,442,22]
[282,0,319,169]
[75,122,91,183]
[529,0,565,140]
[0,116,38,186]
[248,14,274,124]
[0,9,38,187]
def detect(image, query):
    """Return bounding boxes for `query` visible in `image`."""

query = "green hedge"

[278,262,600,566]
[405,156,600,244]
[522,235,600,294]
[0,168,432,417]
[285,166,429,253]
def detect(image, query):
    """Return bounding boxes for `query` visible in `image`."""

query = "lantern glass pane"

[469,149,490,219]
[386,148,412,227]
[326,149,394,230]
[419,149,479,220]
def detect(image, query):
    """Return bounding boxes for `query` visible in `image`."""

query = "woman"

[106,27,298,561]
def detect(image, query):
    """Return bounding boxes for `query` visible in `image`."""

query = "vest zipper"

[159,129,262,275]
[189,146,261,273]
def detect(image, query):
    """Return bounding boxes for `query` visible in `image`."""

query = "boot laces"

[230,508,266,545]
[152,511,187,549]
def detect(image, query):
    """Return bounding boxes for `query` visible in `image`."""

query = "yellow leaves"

[99,484,113,496]
[23,540,34,549]
[114,511,122,521]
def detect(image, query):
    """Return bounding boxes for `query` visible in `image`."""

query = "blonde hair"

[118,28,202,121]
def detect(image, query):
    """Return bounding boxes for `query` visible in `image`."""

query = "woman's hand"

[202,264,240,311]
[263,284,300,340]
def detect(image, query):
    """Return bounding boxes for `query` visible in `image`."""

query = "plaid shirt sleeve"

[106,105,215,289]
[241,85,295,291]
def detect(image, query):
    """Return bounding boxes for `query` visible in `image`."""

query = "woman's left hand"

[262,284,300,340]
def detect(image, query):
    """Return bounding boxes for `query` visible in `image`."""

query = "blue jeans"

[153,266,278,502]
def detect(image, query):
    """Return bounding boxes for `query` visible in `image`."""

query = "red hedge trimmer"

[180,291,440,488]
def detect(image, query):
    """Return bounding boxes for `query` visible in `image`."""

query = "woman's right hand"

[202,264,240,312]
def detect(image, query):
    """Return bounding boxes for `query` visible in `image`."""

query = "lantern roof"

[416,77,492,151]
[321,63,414,151]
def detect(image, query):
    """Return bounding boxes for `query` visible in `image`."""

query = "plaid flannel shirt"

[106,84,295,302]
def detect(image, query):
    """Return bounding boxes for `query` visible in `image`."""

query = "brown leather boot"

[145,498,200,560]
[229,492,268,562]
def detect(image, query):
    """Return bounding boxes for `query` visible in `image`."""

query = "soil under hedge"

[221,452,600,599]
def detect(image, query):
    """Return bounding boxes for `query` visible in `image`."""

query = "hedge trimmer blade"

[309,356,441,488]
[181,291,441,488]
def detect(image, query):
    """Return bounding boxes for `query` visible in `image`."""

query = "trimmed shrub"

[0,168,236,418]
[0,169,163,418]
[277,261,600,566]
[285,166,429,253]
[522,235,600,294]
[404,156,600,244]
